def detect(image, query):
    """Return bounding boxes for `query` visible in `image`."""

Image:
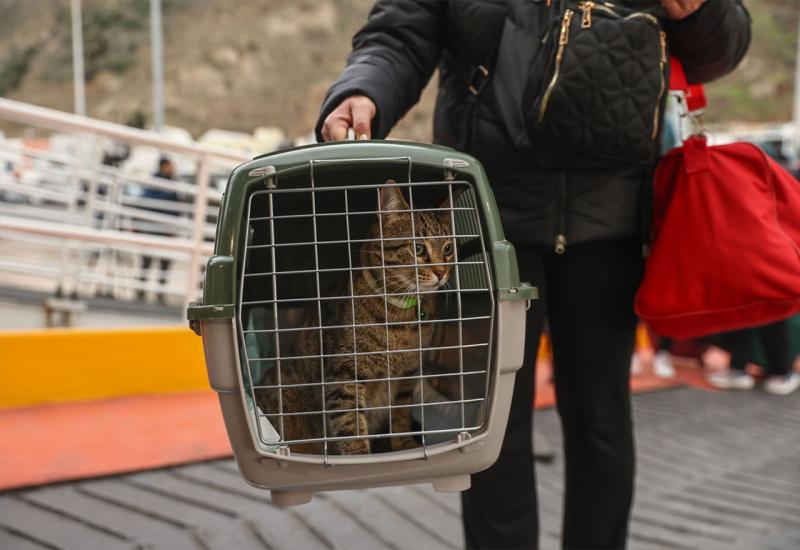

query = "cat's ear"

[379,182,408,213]
[439,187,465,210]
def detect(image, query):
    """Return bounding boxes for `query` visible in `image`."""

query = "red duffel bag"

[635,134,800,339]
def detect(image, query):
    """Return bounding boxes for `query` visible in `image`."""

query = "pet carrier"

[188,141,537,506]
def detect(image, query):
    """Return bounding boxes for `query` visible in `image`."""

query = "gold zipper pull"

[555,234,567,255]
[559,10,574,45]
[581,1,593,29]
[651,31,669,140]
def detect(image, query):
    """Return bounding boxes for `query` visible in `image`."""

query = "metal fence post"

[187,153,210,305]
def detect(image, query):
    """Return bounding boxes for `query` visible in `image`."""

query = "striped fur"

[256,184,455,455]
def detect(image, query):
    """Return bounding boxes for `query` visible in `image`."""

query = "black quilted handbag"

[522,0,669,170]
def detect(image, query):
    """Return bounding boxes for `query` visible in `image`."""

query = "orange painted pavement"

[532,359,693,409]
[0,324,700,491]
[532,325,698,409]
[0,391,231,491]
[0,363,699,492]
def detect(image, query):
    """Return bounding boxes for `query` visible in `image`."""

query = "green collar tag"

[391,295,425,320]
[395,296,417,310]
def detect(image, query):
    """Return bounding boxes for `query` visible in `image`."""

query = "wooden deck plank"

[2,388,798,549]
[131,470,333,550]
[21,485,186,545]
[404,483,461,516]
[0,497,130,550]
[0,525,57,550]
[362,486,463,548]
[75,478,235,549]
[294,493,397,550]
[322,489,455,550]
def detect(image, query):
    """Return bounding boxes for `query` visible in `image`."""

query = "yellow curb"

[0,326,209,408]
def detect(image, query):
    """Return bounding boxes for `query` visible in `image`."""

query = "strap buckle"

[467,65,490,96]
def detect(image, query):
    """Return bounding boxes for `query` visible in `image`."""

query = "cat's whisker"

[379,275,406,288]
[370,276,411,296]
[390,283,417,298]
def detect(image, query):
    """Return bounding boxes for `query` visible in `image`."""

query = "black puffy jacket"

[315,0,751,251]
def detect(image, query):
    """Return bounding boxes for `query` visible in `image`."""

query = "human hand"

[661,0,706,20]
[320,95,377,142]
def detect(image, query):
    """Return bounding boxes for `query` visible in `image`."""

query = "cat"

[256,182,456,455]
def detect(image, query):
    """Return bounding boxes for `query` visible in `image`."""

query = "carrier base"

[270,490,313,507]
[431,474,471,493]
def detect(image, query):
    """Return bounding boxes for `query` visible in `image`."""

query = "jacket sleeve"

[665,0,752,84]
[314,0,445,141]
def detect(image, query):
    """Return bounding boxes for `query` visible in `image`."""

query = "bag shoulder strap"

[669,58,708,113]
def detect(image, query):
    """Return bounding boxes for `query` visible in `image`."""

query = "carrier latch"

[498,282,539,302]
[186,300,235,335]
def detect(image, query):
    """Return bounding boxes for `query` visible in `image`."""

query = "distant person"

[138,157,180,305]
[707,319,800,395]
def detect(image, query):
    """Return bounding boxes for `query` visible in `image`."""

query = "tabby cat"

[256,183,455,455]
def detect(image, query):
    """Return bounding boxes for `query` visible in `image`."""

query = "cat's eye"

[442,242,453,256]
[415,243,426,256]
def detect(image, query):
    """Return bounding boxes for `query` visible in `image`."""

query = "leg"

[138,255,153,301]
[390,379,419,451]
[759,321,791,377]
[140,255,153,281]
[546,239,642,549]
[653,335,676,378]
[759,320,800,395]
[157,258,171,304]
[158,258,171,286]
[704,329,758,390]
[461,244,545,550]
[715,328,755,372]
[326,382,370,455]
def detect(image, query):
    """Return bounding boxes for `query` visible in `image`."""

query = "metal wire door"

[237,158,495,462]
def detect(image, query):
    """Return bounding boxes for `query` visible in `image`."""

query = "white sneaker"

[630,354,643,376]
[653,351,676,379]
[763,372,800,396]
[707,370,755,390]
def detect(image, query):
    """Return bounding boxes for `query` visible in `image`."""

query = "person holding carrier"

[316,0,751,547]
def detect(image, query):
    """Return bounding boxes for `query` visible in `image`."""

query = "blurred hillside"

[0,0,797,142]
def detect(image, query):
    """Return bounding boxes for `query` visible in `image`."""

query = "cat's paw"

[337,439,371,455]
[390,436,420,452]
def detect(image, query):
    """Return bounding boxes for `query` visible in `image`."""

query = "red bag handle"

[669,58,707,113]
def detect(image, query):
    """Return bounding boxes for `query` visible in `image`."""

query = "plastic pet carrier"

[188,141,537,506]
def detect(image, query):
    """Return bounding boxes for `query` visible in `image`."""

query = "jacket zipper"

[538,9,574,122]
[580,1,660,26]
[581,1,593,28]
[554,172,568,254]
[651,31,668,139]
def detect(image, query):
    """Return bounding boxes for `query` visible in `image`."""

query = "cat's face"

[362,184,455,293]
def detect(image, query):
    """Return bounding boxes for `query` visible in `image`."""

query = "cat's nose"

[433,266,446,279]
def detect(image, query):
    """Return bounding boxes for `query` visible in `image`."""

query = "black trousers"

[714,321,791,377]
[462,239,644,550]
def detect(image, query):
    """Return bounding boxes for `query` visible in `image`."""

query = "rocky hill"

[0,0,796,142]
